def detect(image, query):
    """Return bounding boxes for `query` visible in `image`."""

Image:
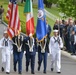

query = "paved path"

[0,23,76,75]
[45,9,58,21]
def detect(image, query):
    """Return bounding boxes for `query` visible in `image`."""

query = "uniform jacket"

[49,36,63,54]
[12,35,24,52]
[23,36,37,55]
[0,37,13,54]
[37,38,49,53]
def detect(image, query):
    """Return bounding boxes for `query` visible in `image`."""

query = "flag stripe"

[7,28,14,39]
[13,4,17,28]
[6,0,21,38]
[6,2,12,20]
[26,17,34,35]
[24,0,34,36]
[11,4,16,28]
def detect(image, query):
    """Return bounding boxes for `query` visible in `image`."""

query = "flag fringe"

[36,35,47,42]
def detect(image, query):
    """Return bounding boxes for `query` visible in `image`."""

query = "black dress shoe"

[14,68,16,72]
[6,72,10,74]
[38,66,40,71]
[18,72,22,74]
[1,67,4,72]
[51,68,53,71]
[26,67,28,72]
[31,71,35,74]
[43,71,46,74]
[57,72,61,74]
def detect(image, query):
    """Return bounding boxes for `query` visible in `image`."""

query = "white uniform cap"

[4,31,8,34]
[53,30,59,32]
[29,33,32,37]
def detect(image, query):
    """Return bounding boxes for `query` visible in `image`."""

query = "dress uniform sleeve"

[34,38,37,52]
[0,38,5,49]
[59,37,63,49]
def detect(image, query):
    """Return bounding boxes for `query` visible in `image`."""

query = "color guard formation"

[0,20,64,74]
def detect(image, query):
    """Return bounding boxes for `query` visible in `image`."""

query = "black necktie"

[5,39,8,46]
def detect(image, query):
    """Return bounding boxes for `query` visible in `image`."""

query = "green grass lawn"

[0,0,60,34]
[45,7,61,18]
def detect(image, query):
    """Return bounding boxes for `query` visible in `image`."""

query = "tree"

[21,0,26,3]
[44,0,58,8]
[58,0,76,19]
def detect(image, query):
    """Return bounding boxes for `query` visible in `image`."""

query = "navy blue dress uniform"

[12,35,24,74]
[23,36,37,74]
[37,38,49,74]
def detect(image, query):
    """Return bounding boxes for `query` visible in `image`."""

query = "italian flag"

[24,0,34,36]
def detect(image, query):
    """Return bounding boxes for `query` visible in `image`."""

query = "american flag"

[6,0,21,38]
[6,0,12,20]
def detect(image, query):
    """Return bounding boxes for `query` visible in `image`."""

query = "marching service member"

[0,31,13,74]
[24,33,37,74]
[12,33,24,74]
[37,38,48,74]
[49,29,63,74]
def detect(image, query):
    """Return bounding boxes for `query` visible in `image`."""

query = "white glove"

[11,50,13,54]
[48,53,51,56]
[24,51,26,54]
[36,52,38,55]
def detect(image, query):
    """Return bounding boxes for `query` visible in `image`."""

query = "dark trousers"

[64,36,71,52]
[71,42,75,54]
[64,36,68,50]
[26,54,35,72]
[13,51,23,73]
[67,38,72,53]
[38,52,47,72]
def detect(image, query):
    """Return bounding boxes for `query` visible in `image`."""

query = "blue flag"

[36,0,47,41]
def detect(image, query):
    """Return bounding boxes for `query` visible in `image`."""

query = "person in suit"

[53,19,59,30]
[59,20,64,38]
[24,33,37,74]
[46,20,52,40]
[12,34,24,74]
[63,20,69,51]
[67,20,74,53]
[70,30,76,55]
[37,37,48,74]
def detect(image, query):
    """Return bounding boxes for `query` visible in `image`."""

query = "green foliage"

[44,0,58,8]
[58,0,76,19]
[47,0,58,4]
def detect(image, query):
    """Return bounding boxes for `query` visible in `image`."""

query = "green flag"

[24,0,35,36]
[24,0,31,13]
